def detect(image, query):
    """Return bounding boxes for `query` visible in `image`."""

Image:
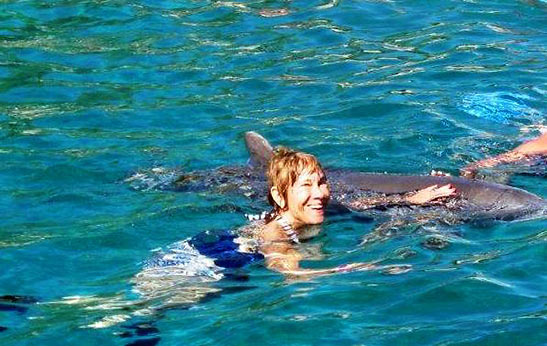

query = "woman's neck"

[275,214,300,243]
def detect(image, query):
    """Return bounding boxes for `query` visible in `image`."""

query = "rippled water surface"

[1,0,546,345]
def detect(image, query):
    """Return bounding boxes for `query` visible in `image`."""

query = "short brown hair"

[267,147,326,215]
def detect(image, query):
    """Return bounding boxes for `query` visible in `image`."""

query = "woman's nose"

[311,183,327,198]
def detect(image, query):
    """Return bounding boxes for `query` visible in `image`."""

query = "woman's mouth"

[308,205,324,213]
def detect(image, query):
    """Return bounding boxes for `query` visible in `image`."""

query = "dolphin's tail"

[245,131,273,168]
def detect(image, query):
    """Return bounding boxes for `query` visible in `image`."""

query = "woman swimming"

[135,146,458,300]
[87,145,458,332]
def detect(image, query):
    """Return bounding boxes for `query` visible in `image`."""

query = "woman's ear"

[270,186,286,210]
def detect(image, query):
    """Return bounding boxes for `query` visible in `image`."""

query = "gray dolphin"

[243,132,546,222]
[162,132,546,222]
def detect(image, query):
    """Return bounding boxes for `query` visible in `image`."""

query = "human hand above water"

[406,184,458,205]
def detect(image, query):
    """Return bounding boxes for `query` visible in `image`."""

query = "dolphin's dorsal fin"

[245,131,273,168]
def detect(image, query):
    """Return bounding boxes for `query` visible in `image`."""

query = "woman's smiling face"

[283,168,330,228]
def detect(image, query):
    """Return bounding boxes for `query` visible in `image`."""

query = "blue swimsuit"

[189,229,264,269]
[143,229,264,280]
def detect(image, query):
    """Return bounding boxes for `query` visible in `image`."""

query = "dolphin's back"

[331,171,546,220]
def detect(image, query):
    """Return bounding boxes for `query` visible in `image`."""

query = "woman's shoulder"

[258,221,285,242]
[236,218,282,241]
[237,219,266,237]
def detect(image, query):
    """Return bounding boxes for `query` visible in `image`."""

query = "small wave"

[460,92,542,125]
[468,272,514,288]
[454,250,501,265]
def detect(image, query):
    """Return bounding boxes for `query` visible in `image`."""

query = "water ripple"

[1,0,546,344]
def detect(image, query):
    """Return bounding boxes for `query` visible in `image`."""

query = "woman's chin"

[308,215,325,225]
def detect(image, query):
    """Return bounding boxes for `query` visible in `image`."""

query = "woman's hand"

[406,184,457,205]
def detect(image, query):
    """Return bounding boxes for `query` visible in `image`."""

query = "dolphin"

[243,132,546,222]
[162,132,546,222]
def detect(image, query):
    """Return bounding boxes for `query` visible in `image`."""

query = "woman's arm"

[261,241,374,278]
[345,184,457,211]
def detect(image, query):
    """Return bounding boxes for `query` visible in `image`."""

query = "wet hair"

[266,146,326,220]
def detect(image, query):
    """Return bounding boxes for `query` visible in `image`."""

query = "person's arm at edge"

[461,133,547,178]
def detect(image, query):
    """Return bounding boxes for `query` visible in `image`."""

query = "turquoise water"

[1,0,546,345]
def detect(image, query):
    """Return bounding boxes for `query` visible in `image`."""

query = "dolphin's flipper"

[245,131,273,168]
